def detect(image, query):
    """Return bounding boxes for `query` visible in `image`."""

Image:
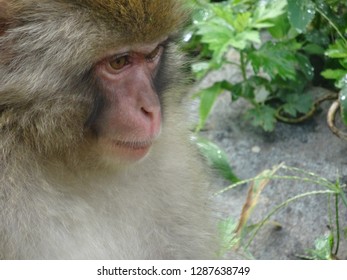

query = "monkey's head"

[0,0,189,165]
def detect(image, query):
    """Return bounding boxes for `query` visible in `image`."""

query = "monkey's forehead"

[1,0,189,72]
[8,0,189,43]
[85,0,189,37]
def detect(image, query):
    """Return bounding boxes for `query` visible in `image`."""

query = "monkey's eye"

[145,45,162,62]
[109,55,130,70]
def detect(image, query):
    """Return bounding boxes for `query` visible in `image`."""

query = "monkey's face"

[0,0,188,163]
[89,39,168,162]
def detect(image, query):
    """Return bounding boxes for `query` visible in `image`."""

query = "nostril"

[141,107,151,116]
[140,106,162,137]
[140,106,161,122]
[141,105,161,114]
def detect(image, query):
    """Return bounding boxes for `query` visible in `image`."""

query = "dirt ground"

[201,88,347,260]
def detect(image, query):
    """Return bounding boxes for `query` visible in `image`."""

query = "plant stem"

[334,194,340,256]
[240,51,247,81]
[216,174,337,196]
[316,7,347,45]
[281,165,332,183]
[327,194,334,247]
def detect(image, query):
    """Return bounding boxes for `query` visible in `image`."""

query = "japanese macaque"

[0,0,218,259]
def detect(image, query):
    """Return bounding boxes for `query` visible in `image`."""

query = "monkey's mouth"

[100,138,154,162]
[112,139,153,150]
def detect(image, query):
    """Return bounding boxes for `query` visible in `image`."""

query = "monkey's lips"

[103,138,153,161]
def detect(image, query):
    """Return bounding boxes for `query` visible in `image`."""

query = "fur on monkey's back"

[0,106,217,260]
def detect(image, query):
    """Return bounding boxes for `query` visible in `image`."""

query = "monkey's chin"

[99,138,152,163]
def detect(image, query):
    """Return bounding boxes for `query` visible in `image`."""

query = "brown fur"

[0,0,218,259]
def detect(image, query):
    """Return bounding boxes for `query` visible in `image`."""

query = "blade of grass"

[235,164,283,236]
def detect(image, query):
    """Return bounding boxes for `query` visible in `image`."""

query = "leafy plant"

[303,234,335,260]
[184,0,347,132]
[321,30,347,127]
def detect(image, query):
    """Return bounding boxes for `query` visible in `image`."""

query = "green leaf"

[192,7,213,25]
[325,39,347,59]
[302,43,325,55]
[336,74,347,89]
[282,103,297,116]
[212,4,236,27]
[339,85,347,126]
[233,12,252,32]
[282,93,313,117]
[231,76,270,102]
[235,30,261,46]
[196,4,261,62]
[296,53,314,81]
[268,13,291,39]
[194,137,239,183]
[287,0,316,33]
[245,105,277,131]
[340,58,347,70]
[321,69,347,81]
[248,41,298,80]
[196,83,224,131]
[253,0,287,28]
[231,81,255,101]
[197,18,234,63]
[305,29,330,46]
[305,234,334,260]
